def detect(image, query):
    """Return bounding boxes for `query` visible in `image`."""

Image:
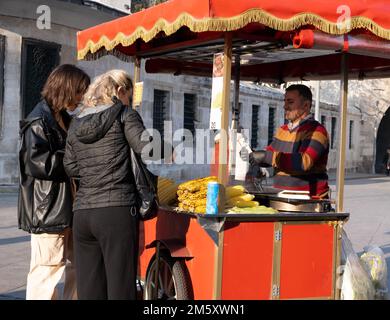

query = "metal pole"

[133,56,141,110]
[336,54,348,212]
[218,33,232,186]
[232,54,241,130]
[314,81,320,121]
[134,56,141,84]
[229,55,241,178]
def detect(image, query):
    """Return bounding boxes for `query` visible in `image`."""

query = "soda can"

[206,181,219,215]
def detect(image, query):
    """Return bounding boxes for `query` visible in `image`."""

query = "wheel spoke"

[167,277,174,294]
[147,263,158,299]
[163,264,170,289]
[158,271,164,298]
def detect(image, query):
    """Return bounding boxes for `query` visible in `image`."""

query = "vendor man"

[249,84,330,198]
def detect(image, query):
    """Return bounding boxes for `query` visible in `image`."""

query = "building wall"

[88,0,131,13]
[307,79,390,174]
[318,102,362,174]
[0,28,21,183]
[141,74,212,181]
[0,0,130,183]
[0,15,74,183]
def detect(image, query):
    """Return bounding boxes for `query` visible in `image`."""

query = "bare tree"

[131,0,168,12]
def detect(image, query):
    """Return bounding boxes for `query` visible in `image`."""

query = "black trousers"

[73,206,138,300]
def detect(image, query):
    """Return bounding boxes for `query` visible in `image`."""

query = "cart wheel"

[144,252,193,300]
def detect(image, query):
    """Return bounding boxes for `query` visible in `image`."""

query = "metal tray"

[253,192,333,213]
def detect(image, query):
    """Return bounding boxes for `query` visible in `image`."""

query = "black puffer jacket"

[64,101,149,211]
[18,100,73,234]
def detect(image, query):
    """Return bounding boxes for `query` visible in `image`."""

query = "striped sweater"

[263,115,329,198]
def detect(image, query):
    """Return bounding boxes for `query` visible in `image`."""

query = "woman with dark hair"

[18,64,90,300]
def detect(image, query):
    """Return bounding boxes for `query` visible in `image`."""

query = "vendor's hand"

[239,147,249,162]
[249,150,266,166]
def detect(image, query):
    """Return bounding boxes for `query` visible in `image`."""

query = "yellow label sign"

[210,53,224,129]
[133,81,143,108]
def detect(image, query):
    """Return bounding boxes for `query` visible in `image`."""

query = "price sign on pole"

[209,53,224,130]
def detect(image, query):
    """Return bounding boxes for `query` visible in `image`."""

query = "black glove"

[239,147,249,162]
[249,150,266,166]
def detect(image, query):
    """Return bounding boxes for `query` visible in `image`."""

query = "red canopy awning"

[77,0,390,60]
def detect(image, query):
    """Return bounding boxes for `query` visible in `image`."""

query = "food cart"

[76,0,390,299]
[137,207,349,300]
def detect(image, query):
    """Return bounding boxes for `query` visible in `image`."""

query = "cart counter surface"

[158,206,349,222]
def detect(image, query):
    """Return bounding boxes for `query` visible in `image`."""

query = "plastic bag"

[360,245,388,300]
[340,230,376,300]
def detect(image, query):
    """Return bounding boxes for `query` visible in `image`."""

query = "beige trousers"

[26,228,77,300]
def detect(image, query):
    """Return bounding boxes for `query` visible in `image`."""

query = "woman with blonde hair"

[64,69,149,300]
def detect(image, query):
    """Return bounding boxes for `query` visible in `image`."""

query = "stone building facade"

[306,79,390,174]
[0,0,128,183]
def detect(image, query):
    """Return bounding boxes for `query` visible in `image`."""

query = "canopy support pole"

[218,33,232,186]
[336,54,348,212]
[229,55,241,178]
[134,56,141,83]
[132,57,141,110]
[232,54,241,130]
[314,81,320,121]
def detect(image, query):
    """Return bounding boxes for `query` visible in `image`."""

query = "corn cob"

[178,190,207,202]
[178,176,217,192]
[226,194,255,206]
[178,202,188,210]
[194,206,206,214]
[177,190,185,197]
[234,200,259,208]
[226,185,246,199]
[181,198,207,207]
[178,202,196,212]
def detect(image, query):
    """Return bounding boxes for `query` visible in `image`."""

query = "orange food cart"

[77,0,390,300]
[138,208,348,300]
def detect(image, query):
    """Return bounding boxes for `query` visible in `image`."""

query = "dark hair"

[41,64,90,113]
[286,84,312,105]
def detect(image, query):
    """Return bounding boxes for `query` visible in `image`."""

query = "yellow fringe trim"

[78,9,390,60]
[82,47,133,62]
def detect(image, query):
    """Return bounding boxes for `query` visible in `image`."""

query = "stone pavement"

[0,193,29,300]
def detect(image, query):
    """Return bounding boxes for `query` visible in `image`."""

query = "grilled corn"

[178,176,217,192]
[226,194,255,206]
[226,185,246,199]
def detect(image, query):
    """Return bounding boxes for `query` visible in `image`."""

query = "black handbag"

[115,101,159,221]
[129,148,159,221]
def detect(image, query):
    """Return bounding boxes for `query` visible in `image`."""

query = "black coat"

[64,101,149,211]
[18,100,73,234]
